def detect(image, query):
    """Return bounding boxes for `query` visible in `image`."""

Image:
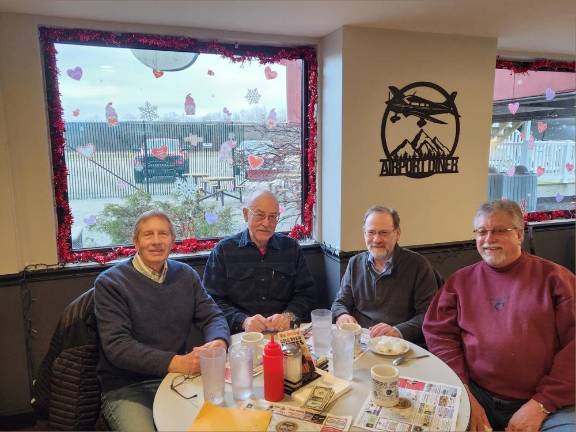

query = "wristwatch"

[538,402,551,415]
[282,311,297,329]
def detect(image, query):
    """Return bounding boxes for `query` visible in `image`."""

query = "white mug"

[371,364,399,407]
[339,322,362,355]
[241,332,264,365]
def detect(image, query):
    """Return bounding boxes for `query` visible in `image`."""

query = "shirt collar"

[239,229,280,251]
[368,253,394,276]
[132,253,168,283]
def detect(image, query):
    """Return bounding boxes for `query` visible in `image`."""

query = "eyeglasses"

[364,229,396,238]
[170,373,199,399]
[247,207,280,223]
[473,227,518,237]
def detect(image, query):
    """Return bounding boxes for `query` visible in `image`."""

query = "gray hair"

[133,210,176,241]
[363,206,400,230]
[474,200,525,230]
[245,189,279,209]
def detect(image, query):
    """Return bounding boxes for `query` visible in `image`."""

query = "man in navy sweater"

[95,210,230,432]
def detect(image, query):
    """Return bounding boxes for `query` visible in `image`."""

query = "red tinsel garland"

[496,57,575,74]
[39,27,318,264]
[524,209,576,223]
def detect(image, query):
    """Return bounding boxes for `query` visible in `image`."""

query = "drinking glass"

[331,328,354,380]
[311,309,332,356]
[228,343,253,401]
[199,346,226,405]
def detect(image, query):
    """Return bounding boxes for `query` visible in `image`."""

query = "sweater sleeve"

[423,279,470,384]
[533,271,575,412]
[95,274,175,377]
[394,256,438,342]
[331,259,355,320]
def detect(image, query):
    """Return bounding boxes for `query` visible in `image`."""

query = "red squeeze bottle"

[263,335,284,401]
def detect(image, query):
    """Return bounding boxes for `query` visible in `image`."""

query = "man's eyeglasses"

[364,229,396,238]
[473,227,518,238]
[247,207,280,223]
[170,374,199,399]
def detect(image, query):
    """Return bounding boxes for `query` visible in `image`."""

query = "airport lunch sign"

[380,81,460,178]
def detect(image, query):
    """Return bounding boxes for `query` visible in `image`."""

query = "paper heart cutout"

[264,66,278,80]
[205,212,219,225]
[207,70,215,76]
[566,162,574,172]
[528,135,535,150]
[506,166,516,176]
[508,102,519,115]
[153,69,164,78]
[72,109,80,117]
[83,215,96,225]
[77,143,95,159]
[536,166,545,176]
[537,121,547,134]
[555,193,565,203]
[67,66,83,80]
[248,154,264,169]
[151,145,168,160]
[545,87,556,101]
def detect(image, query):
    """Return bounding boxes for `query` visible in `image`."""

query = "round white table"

[153,336,470,431]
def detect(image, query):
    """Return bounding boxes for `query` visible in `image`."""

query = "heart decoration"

[248,154,264,169]
[205,212,219,225]
[536,166,545,176]
[555,193,565,203]
[506,166,515,177]
[83,215,97,225]
[151,145,168,160]
[72,109,80,117]
[76,143,96,159]
[507,102,519,115]
[153,69,164,78]
[264,66,278,80]
[67,66,83,80]
[545,87,556,101]
[566,162,574,172]
[528,135,535,150]
[207,69,215,76]
[537,121,547,134]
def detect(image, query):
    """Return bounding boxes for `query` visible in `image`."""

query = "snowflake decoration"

[174,177,198,200]
[139,101,159,121]
[245,88,261,105]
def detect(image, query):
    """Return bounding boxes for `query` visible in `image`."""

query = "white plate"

[369,335,410,356]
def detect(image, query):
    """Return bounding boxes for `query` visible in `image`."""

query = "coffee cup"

[241,332,264,365]
[371,364,399,407]
[339,322,362,355]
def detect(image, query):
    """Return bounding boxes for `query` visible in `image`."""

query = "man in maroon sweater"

[423,200,574,432]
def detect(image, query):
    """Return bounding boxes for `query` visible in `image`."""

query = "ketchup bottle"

[263,335,284,401]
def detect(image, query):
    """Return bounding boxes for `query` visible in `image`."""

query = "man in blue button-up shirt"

[203,190,316,334]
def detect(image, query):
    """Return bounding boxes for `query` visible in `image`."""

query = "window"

[40,28,317,262]
[488,61,575,215]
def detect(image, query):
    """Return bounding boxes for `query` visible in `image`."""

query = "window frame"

[39,26,318,263]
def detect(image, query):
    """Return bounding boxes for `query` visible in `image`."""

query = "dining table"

[153,331,470,431]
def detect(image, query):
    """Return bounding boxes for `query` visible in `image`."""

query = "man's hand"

[243,314,268,332]
[168,351,201,375]
[505,399,548,432]
[369,322,401,338]
[266,314,291,332]
[199,339,228,351]
[336,314,357,326]
[465,385,493,432]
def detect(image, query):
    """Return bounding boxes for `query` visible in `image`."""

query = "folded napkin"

[189,401,272,432]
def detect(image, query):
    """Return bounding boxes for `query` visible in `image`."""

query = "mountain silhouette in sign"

[390,129,450,159]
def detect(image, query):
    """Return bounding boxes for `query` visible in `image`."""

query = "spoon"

[392,354,430,366]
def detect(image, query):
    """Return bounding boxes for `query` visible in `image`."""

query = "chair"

[32,288,106,430]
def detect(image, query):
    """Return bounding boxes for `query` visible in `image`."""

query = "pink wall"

[493,69,575,100]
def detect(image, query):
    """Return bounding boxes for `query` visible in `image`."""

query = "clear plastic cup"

[228,343,253,401]
[199,346,226,405]
[311,309,332,356]
[331,328,354,380]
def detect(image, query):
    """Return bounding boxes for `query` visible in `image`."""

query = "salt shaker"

[282,343,303,385]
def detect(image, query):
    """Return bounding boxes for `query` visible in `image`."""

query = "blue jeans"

[101,379,163,432]
[469,381,575,431]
